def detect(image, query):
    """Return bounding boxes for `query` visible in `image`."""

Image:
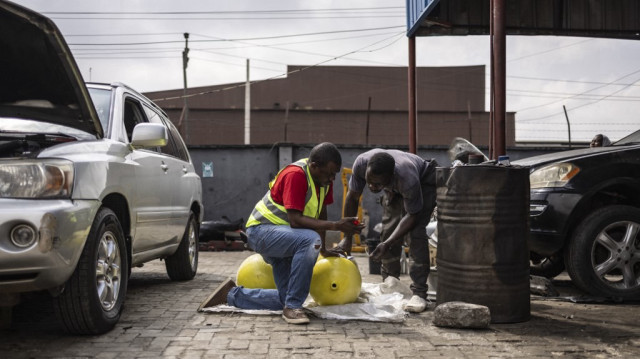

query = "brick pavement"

[2,250,640,358]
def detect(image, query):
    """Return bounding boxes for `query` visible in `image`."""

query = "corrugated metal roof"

[407,0,640,39]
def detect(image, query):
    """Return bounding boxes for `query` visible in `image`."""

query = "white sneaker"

[404,295,428,313]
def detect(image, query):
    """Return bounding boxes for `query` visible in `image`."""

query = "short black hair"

[309,142,342,167]
[368,152,395,176]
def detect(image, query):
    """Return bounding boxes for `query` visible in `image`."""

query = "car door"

[124,96,178,254]
[142,104,193,239]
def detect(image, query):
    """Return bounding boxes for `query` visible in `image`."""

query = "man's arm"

[287,208,361,257]
[330,189,363,255]
[371,181,424,260]
[370,212,418,261]
[344,189,361,218]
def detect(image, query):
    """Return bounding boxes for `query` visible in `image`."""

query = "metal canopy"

[405,0,639,157]
[408,0,640,39]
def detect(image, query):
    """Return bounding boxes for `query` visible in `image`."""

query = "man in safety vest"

[203,142,363,324]
[338,149,437,313]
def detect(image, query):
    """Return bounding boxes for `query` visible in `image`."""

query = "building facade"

[144,65,515,147]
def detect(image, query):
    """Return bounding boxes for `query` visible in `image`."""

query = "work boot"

[282,307,310,324]
[404,295,429,313]
[198,278,236,311]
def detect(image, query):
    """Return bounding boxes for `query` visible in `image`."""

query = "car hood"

[0,0,102,138]
[513,145,637,168]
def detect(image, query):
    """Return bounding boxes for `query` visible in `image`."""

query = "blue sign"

[202,162,213,178]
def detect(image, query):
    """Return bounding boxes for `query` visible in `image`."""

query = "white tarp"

[201,277,423,322]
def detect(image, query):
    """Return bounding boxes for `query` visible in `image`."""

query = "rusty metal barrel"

[435,165,530,323]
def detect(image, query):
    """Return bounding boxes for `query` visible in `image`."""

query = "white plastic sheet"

[305,292,407,322]
[200,277,415,322]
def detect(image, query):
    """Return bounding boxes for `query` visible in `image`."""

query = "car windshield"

[88,87,112,131]
[613,129,640,146]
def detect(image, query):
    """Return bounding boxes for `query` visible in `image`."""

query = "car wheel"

[165,212,199,281]
[565,205,640,300]
[53,207,128,334]
[530,251,565,278]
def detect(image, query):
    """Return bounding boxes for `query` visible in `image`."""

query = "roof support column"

[408,36,417,154]
[490,0,506,158]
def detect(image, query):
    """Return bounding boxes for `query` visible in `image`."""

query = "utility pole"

[182,33,190,142]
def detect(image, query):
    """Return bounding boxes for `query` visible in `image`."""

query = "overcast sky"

[11,0,640,143]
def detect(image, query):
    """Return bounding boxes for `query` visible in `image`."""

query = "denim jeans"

[227,224,321,310]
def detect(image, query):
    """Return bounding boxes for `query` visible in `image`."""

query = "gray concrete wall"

[189,144,570,234]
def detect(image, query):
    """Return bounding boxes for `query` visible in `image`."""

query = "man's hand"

[328,237,353,256]
[370,241,389,262]
[320,247,341,258]
[334,217,365,235]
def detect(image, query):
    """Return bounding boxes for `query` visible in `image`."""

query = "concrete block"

[433,301,491,329]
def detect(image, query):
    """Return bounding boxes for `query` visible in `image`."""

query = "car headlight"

[0,159,74,198]
[530,163,580,189]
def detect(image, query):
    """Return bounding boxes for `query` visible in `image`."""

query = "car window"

[124,98,148,142]
[87,87,112,132]
[166,120,190,162]
[143,104,180,158]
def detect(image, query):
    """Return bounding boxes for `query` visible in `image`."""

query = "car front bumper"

[0,199,100,294]
[528,189,583,256]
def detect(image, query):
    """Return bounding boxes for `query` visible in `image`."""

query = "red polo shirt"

[270,165,334,212]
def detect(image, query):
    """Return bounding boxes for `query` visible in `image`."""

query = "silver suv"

[0,1,203,334]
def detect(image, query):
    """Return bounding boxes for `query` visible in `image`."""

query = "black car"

[514,129,640,300]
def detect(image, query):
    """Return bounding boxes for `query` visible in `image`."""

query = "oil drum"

[436,165,530,323]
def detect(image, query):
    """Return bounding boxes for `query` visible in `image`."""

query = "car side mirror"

[131,123,168,148]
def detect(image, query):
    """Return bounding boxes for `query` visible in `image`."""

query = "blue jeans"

[227,224,321,310]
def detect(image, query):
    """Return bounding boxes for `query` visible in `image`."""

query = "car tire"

[530,251,565,278]
[53,207,128,334]
[165,212,199,281]
[565,205,640,300]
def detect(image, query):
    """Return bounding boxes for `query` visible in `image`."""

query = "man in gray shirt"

[340,149,437,312]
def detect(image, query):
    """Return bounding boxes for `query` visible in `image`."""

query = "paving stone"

[2,251,640,358]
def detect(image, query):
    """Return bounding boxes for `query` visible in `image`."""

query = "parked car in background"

[0,0,203,334]
[514,129,640,300]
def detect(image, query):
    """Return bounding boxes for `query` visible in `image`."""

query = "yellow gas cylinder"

[310,256,362,306]
[236,253,276,289]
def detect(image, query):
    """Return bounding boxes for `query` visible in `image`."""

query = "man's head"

[365,151,394,193]
[308,142,342,186]
[590,134,611,148]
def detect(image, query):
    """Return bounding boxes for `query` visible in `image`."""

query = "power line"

[508,74,640,88]
[514,68,640,116]
[65,32,183,37]
[51,15,404,21]
[43,7,405,15]
[188,30,405,67]
[150,32,406,103]
[67,26,405,46]
[507,38,595,63]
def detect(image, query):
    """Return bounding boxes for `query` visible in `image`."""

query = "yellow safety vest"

[246,158,328,227]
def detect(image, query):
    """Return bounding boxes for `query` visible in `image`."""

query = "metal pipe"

[182,33,189,143]
[244,59,250,145]
[563,105,572,148]
[366,96,372,145]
